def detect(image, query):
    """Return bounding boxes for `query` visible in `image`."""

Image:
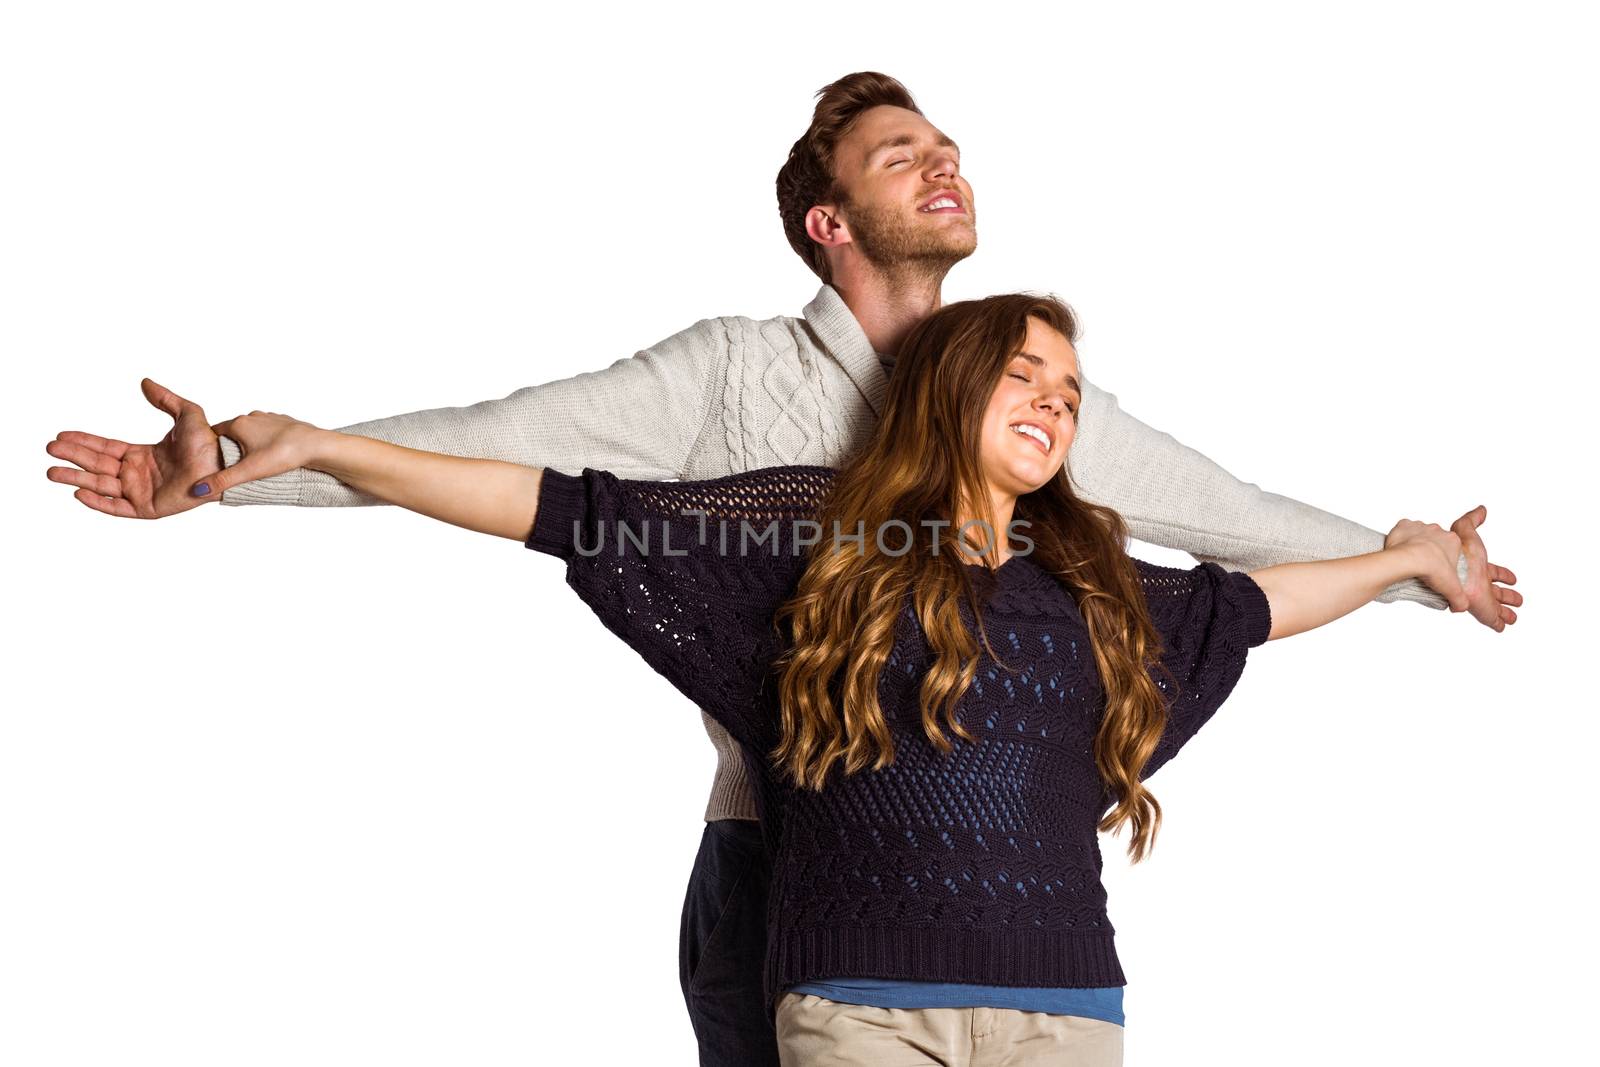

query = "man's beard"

[840,192,977,281]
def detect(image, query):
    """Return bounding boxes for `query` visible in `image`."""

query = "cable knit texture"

[216,284,1444,822]
[526,464,1273,1005]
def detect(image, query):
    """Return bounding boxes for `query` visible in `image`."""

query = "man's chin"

[856,230,977,277]
[932,224,977,262]
[925,225,977,256]
[929,238,977,271]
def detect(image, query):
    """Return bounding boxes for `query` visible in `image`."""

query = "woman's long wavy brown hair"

[770,293,1179,862]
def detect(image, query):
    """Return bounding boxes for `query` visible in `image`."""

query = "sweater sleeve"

[1067,377,1449,612]
[1133,558,1274,781]
[524,464,836,751]
[216,317,726,506]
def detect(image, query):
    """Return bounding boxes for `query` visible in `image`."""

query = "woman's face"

[977,317,1081,501]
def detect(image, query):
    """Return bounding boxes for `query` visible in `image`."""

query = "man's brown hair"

[776,72,922,284]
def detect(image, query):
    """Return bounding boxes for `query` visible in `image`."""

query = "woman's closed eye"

[1010,372,1077,413]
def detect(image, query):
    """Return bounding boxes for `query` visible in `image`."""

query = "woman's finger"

[1435,546,1469,611]
[190,449,283,499]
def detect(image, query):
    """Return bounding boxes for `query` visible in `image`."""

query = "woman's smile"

[1010,420,1054,455]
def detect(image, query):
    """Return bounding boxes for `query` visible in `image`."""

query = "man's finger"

[1452,505,1487,535]
[74,488,137,518]
[141,377,196,419]
[48,465,123,497]
[45,439,120,477]
[53,430,132,460]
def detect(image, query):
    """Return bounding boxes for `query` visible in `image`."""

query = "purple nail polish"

[193,482,210,497]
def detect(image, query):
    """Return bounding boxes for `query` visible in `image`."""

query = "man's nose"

[926,150,959,181]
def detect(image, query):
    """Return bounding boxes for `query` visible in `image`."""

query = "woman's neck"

[954,489,1018,570]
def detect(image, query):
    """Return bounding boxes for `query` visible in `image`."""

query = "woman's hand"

[1385,518,1468,611]
[190,411,330,500]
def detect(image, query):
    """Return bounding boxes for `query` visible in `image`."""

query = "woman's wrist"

[303,428,348,475]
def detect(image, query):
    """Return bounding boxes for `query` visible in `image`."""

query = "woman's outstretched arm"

[1248,519,1467,641]
[209,412,544,541]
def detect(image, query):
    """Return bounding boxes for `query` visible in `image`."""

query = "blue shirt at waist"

[785,977,1125,1027]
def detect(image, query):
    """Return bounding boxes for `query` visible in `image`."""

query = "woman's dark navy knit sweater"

[525,464,1273,1009]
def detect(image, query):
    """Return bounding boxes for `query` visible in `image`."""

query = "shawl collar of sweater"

[801,284,892,417]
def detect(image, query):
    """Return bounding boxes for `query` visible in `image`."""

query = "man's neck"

[832,268,945,358]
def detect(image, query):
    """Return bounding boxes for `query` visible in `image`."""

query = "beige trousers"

[775,992,1124,1067]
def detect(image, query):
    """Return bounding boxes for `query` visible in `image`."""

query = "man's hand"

[45,378,224,519]
[1451,504,1522,633]
[1384,505,1522,633]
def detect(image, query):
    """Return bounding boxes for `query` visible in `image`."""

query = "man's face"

[827,105,977,273]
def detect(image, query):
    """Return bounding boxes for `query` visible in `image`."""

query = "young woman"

[209,294,1475,1066]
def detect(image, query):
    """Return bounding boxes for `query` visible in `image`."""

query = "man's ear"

[804,204,851,251]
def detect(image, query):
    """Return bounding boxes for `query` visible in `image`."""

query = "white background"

[4,2,1594,1064]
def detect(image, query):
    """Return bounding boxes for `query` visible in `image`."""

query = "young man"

[46,72,1518,1066]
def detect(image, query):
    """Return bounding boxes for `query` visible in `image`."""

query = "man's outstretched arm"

[1066,378,1519,627]
[211,319,722,506]
[47,318,725,515]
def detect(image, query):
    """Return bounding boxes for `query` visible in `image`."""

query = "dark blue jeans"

[679,818,779,1067]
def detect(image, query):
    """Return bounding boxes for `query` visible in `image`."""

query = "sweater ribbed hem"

[1376,575,1450,610]
[704,762,759,822]
[770,925,1126,1007]
[526,468,587,558]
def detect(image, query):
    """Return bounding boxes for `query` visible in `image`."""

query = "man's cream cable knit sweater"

[217,285,1450,822]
